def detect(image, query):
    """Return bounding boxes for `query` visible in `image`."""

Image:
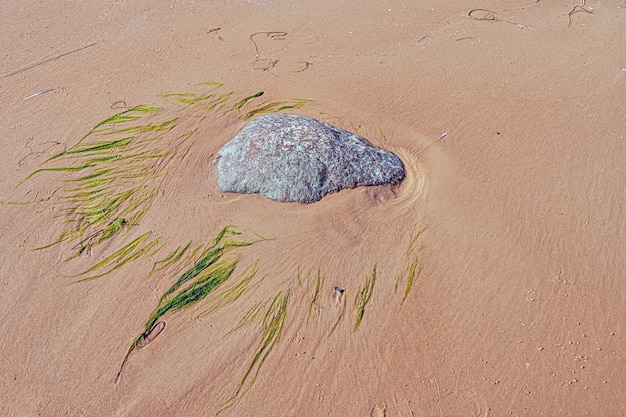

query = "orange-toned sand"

[1,1,624,416]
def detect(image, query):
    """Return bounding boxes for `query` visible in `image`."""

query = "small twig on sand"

[207,27,223,40]
[290,61,313,73]
[464,8,529,28]
[110,101,130,109]
[465,8,498,21]
[253,58,279,74]
[248,32,287,75]
[568,0,594,27]
[18,140,63,167]
[249,31,287,59]
[3,43,96,78]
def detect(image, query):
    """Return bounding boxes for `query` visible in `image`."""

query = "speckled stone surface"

[215,113,405,203]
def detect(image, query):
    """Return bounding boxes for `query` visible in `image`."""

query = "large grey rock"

[215,113,405,203]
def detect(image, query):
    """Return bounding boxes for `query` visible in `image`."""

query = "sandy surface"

[1,1,625,416]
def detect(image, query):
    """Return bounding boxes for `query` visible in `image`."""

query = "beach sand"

[1,1,624,415]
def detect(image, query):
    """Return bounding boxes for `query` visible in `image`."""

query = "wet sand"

[1,1,624,416]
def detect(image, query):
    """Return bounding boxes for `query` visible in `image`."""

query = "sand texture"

[1,1,625,416]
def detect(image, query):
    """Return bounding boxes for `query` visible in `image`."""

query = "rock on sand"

[215,113,405,203]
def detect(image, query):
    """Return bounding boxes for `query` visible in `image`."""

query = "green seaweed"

[296,266,305,289]
[114,226,263,383]
[354,266,377,331]
[46,106,162,163]
[21,103,177,269]
[221,289,290,413]
[229,91,265,113]
[396,225,427,309]
[238,299,270,330]
[239,98,312,121]
[24,106,175,259]
[401,257,422,309]
[306,269,324,323]
[407,225,427,255]
[68,217,128,259]
[147,241,192,278]
[14,83,311,279]
[163,93,217,105]
[196,261,262,319]
[72,231,159,282]
[328,288,347,338]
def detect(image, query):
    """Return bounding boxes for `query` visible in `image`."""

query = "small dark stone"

[215,113,405,203]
